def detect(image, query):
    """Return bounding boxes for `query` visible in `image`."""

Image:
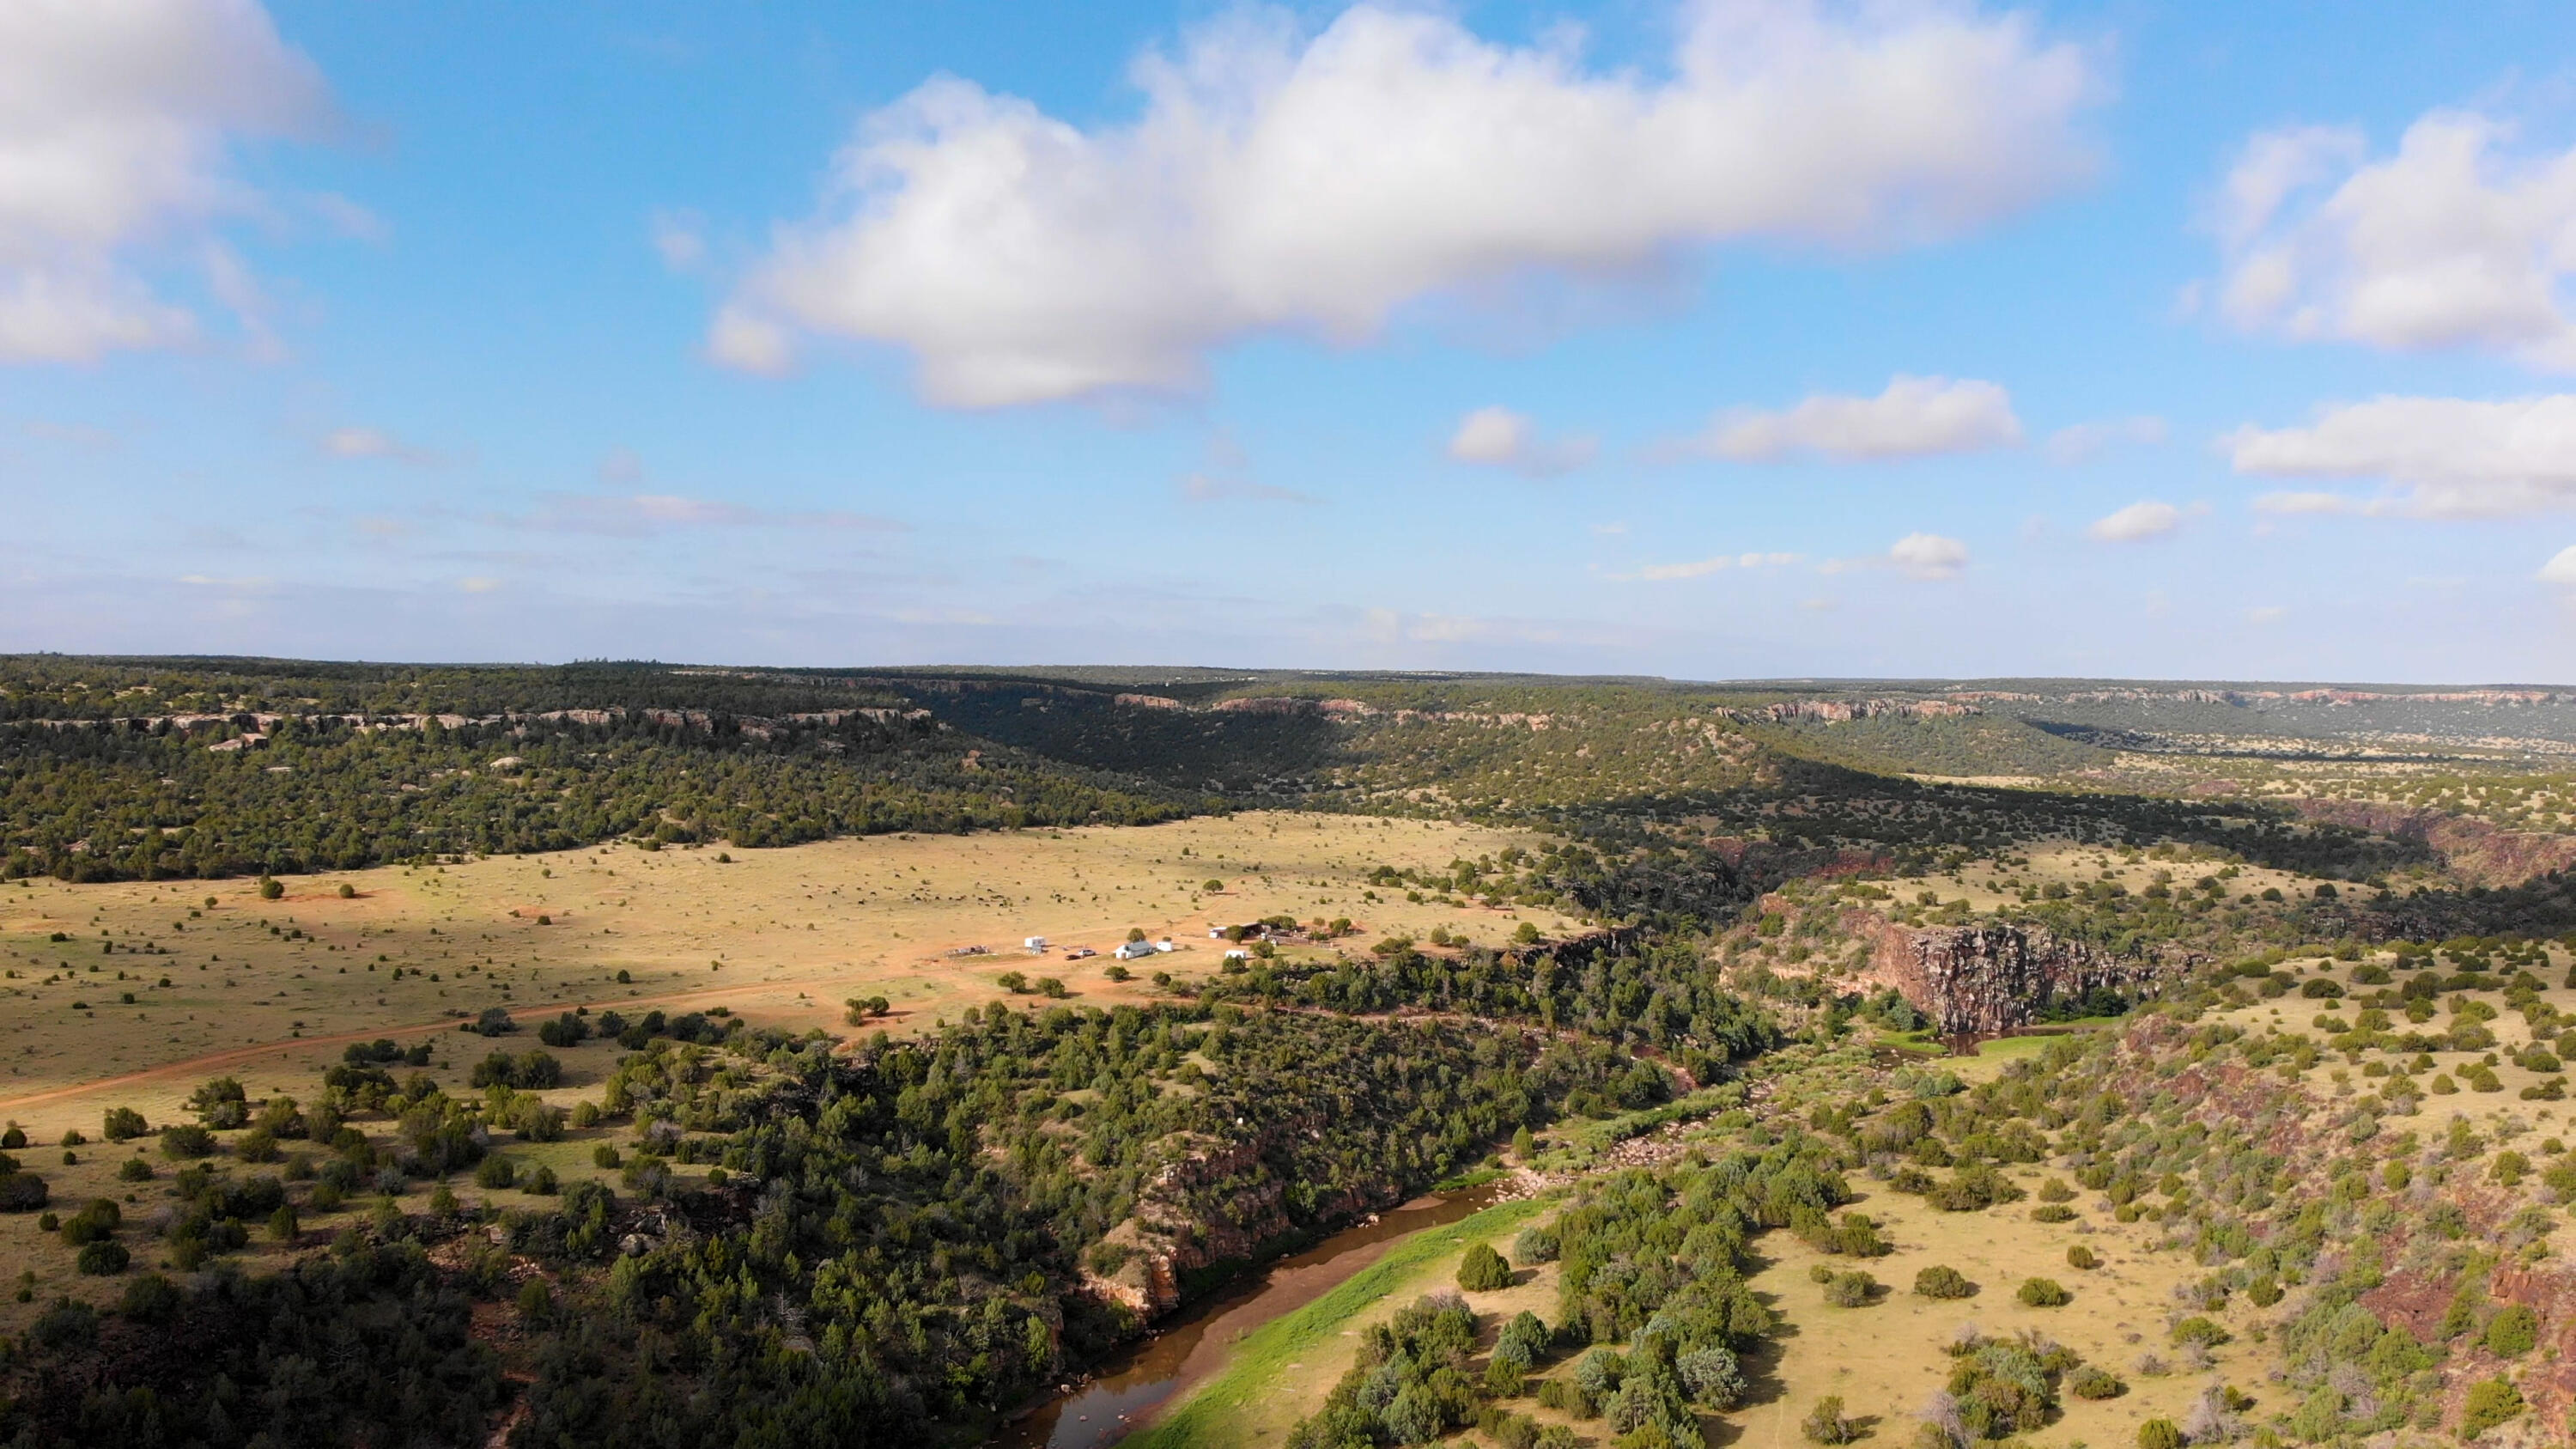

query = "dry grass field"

[0,812,1572,1332]
[0,811,1571,1141]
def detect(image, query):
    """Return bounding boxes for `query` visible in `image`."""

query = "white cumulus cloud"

[2538,545,2576,586]
[2223,393,2576,517]
[1445,405,1595,476]
[714,1,2099,405]
[0,0,332,363]
[1888,532,1971,579]
[2209,109,2576,368]
[1690,375,2021,461]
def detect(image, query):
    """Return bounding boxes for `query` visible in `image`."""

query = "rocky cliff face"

[1083,1124,1393,1319]
[1864,918,2182,1035]
[2290,799,2576,889]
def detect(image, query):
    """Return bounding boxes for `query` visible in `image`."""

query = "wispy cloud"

[652,210,708,271]
[1678,376,2022,462]
[323,427,447,466]
[22,420,118,450]
[527,493,908,536]
[2086,499,2204,542]
[1180,472,1318,504]
[2045,415,2166,465]
[1446,405,1595,477]
[1609,551,1801,581]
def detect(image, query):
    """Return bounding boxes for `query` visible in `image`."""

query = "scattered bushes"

[2015,1277,2069,1307]
[470,1049,562,1089]
[1914,1266,1977,1300]
[1927,1164,2025,1211]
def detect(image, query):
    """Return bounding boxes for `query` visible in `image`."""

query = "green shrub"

[2016,1277,2070,1306]
[58,1198,119,1245]
[117,1272,181,1321]
[2458,1378,2524,1440]
[76,1239,130,1275]
[2031,1203,2075,1223]
[2066,1245,2099,1270]
[1824,1271,1877,1307]
[2482,1305,2537,1358]
[1457,1241,1514,1292]
[160,1124,215,1159]
[0,1171,47,1212]
[1801,1396,1855,1445]
[1513,1224,1560,1264]
[2067,1366,2124,1400]
[1913,1265,1976,1300]
[1928,1164,2024,1211]
[2137,1419,2184,1449]
[2172,1316,2230,1348]
[475,1155,517,1190]
[100,1106,147,1142]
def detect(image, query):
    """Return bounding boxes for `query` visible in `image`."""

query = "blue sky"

[5,0,2576,682]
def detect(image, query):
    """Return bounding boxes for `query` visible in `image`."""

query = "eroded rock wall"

[1864,919,2179,1035]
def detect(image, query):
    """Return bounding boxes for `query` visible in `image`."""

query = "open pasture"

[0,811,1571,1139]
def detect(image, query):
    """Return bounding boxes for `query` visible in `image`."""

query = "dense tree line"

[500,1002,1674,1444]
[0,1244,501,1449]
[1195,936,1777,1087]
[0,709,1194,882]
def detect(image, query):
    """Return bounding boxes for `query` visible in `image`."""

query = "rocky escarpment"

[2289,798,2576,889]
[1082,1124,1394,1319]
[1864,919,2186,1035]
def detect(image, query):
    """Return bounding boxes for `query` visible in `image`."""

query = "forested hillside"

[6,657,2576,1449]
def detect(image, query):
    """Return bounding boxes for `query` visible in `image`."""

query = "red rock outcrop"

[1862,918,2183,1035]
[2289,799,2576,888]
